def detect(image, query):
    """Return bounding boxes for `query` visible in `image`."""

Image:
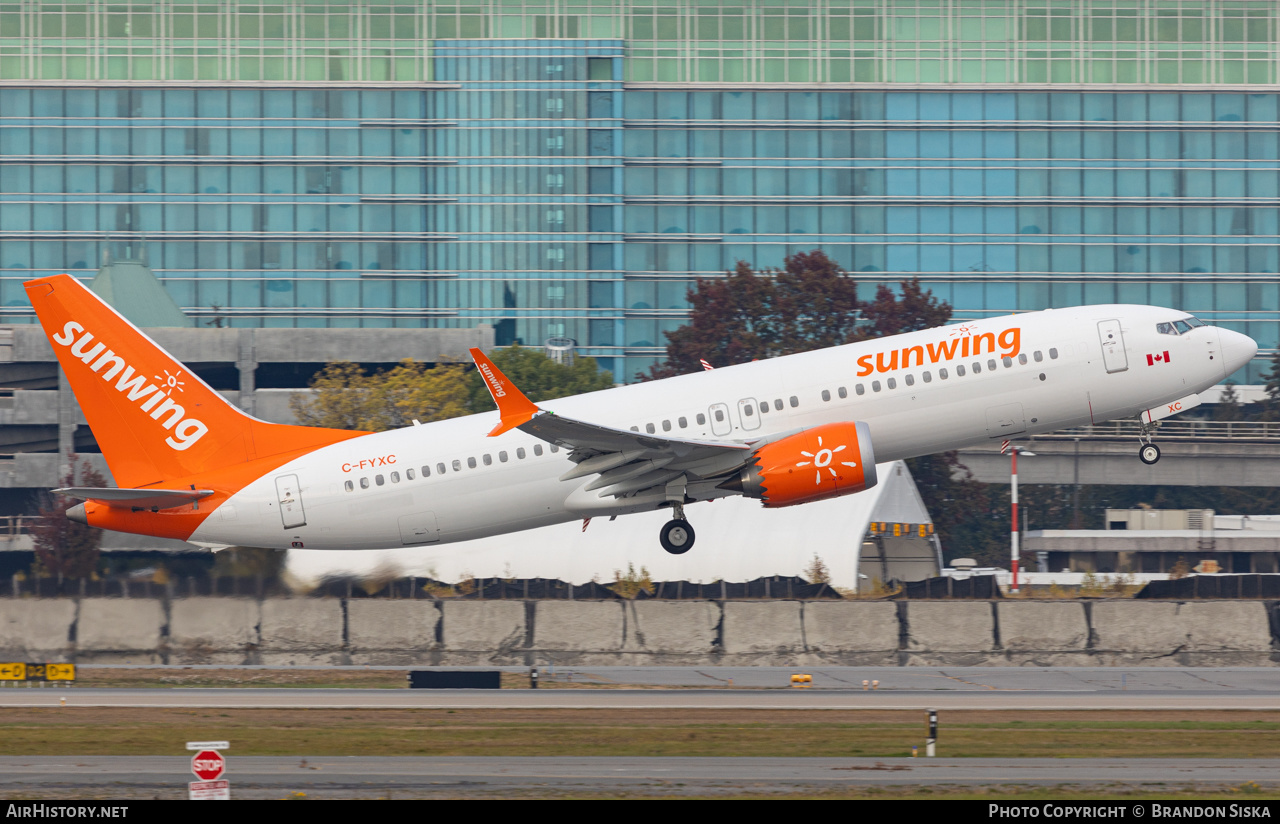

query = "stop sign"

[191,750,225,781]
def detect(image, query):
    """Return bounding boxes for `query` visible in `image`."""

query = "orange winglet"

[470,348,540,436]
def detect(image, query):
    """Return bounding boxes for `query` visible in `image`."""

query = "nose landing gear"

[660,502,696,554]
[1138,421,1161,465]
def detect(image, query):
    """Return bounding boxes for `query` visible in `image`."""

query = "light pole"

[1007,445,1035,594]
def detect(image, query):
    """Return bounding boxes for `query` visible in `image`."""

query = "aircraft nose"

[1219,328,1258,378]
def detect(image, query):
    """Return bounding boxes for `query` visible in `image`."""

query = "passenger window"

[344,480,354,492]
[646,423,656,433]
[407,468,416,480]
[743,405,753,417]
[630,426,639,431]
[417,466,426,478]
[956,365,966,376]
[452,459,462,471]
[922,371,932,383]
[662,419,671,431]
[887,377,897,389]
[1034,351,1043,362]
[499,451,508,462]
[939,368,949,379]
[773,399,783,411]
[714,409,724,422]
[1049,348,1059,359]
[1003,356,1013,368]
[678,416,687,428]
[390,471,400,483]
[467,457,477,469]
[697,413,706,425]
[872,380,882,392]
[905,374,915,386]
[972,362,981,374]
[838,387,847,399]
[376,474,385,486]
[437,463,446,475]
[1018,354,1028,365]
[360,477,369,489]
[821,389,831,402]
[517,447,526,459]
[534,444,543,456]
[856,384,865,395]
[483,454,492,466]
[551,445,559,453]
[789,396,798,407]
[988,359,997,371]
[759,402,768,414]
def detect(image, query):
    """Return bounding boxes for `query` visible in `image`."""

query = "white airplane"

[27,274,1256,555]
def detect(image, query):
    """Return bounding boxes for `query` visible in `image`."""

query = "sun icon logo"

[155,368,186,397]
[795,436,859,486]
[949,324,977,338]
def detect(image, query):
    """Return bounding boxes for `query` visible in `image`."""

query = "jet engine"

[720,421,877,508]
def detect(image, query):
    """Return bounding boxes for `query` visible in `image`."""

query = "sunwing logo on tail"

[52,321,209,451]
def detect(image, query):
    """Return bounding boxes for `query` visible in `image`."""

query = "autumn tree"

[29,453,106,579]
[291,346,614,433]
[465,344,614,413]
[647,251,950,378]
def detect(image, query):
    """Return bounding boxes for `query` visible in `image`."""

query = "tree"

[646,250,950,378]
[1213,382,1243,421]
[1262,352,1280,421]
[464,344,614,412]
[29,453,106,579]
[290,359,471,432]
[291,346,614,433]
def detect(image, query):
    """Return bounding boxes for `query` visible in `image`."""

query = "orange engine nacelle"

[722,421,878,508]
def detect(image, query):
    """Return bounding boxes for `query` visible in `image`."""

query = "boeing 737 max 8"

[25,274,1256,555]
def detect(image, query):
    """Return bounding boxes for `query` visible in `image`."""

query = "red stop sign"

[191,750,225,781]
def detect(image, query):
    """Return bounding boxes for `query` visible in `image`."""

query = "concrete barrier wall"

[0,597,1276,666]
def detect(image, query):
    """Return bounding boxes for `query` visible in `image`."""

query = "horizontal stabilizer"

[56,487,214,509]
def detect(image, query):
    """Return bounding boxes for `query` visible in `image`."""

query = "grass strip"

[2,708,1280,759]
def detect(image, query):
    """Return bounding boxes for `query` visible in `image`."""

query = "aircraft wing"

[469,349,756,499]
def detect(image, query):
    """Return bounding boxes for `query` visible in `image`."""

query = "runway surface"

[6,667,1279,710]
[3,756,1277,798]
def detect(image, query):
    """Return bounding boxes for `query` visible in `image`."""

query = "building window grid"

[0,4,1277,84]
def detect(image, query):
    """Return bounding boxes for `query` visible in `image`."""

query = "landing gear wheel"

[660,519,695,555]
[1139,443,1161,465]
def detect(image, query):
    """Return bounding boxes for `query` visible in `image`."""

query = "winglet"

[470,348,540,436]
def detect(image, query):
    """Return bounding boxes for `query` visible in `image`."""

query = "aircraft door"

[1097,319,1128,373]
[708,402,732,436]
[985,402,1027,438]
[275,474,306,529]
[736,398,761,431]
[398,512,440,545]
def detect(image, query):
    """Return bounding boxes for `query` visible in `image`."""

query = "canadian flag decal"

[1147,351,1171,366]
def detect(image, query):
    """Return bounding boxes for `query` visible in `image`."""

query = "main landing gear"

[1138,421,1161,465]
[660,503,696,555]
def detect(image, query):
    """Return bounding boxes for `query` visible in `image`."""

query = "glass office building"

[0,1,1276,382]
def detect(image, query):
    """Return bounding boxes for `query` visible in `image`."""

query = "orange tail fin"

[25,274,366,488]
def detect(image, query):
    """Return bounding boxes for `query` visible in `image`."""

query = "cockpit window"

[1185,316,1206,328]
[1173,319,1193,335]
[1157,322,1177,335]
